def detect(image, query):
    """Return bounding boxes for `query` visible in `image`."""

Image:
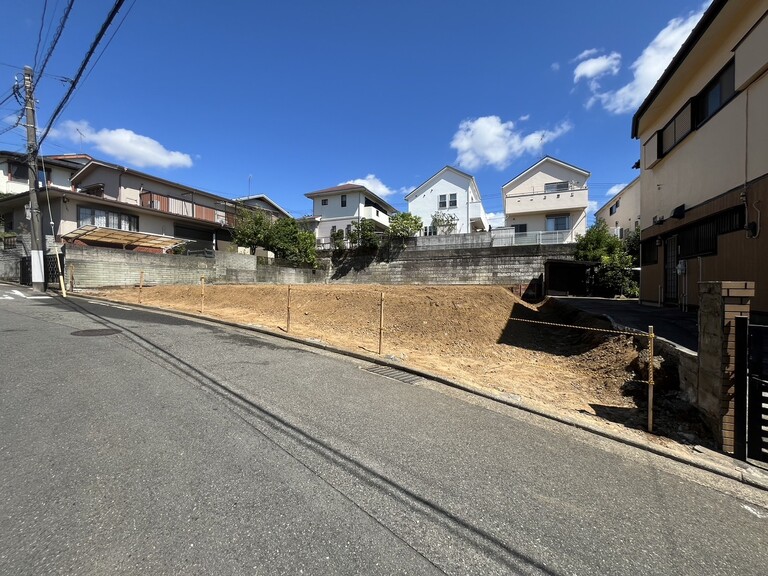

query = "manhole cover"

[70,328,122,337]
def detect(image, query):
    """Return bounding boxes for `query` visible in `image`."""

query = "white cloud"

[51,120,193,169]
[579,5,708,114]
[573,52,621,82]
[450,115,573,171]
[518,114,530,122]
[485,212,506,228]
[605,183,627,197]
[573,48,601,62]
[587,200,599,215]
[550,62,560,72]
[341,174,412,198]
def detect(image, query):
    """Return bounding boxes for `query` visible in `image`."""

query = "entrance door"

[664,236,678,304]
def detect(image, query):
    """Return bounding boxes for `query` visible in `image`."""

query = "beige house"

[502,156,590,243]
[594,177,640,239]
[632,0,768,314]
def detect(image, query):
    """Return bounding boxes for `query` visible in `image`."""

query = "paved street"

[1,286,767,575]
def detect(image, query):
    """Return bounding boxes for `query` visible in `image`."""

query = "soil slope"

[94,284,711,447]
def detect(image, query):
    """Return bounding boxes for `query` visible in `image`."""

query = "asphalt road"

[1,286,767,575]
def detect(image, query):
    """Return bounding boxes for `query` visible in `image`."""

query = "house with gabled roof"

[301,183,395,249]
[405,166,488,235]
[502,156,590,243]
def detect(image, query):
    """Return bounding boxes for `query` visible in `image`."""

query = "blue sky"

[2,1,710,226]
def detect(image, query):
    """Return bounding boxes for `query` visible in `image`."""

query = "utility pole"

[23,66,45,292]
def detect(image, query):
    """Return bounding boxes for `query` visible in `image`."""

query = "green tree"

[574,219,637,297]
[388,212,422,242]
[231,207,272,254]
[267,216,317,266]
[330,229,346,251]
[431,211,458,234]
[623,227,641,266]
[348,218,380,250]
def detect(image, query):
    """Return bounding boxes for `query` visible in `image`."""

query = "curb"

[62,289,768,492]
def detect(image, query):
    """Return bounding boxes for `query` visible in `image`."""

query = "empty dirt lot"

[94,284,711,448]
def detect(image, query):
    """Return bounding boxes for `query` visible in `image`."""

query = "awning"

[61,225,186,250]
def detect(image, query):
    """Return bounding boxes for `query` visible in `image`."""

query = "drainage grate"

[365,365,424,385]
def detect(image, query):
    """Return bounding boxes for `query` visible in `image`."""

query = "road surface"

[1,286,767,575]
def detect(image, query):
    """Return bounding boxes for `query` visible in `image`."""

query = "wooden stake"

[139,270,144,303]
[200,275,205,313]
[287,285,292,332]
[378,291,384,355]
[648,325,655,433]
[69,263,75,292]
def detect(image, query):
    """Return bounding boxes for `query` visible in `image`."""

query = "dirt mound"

[93,284,711,447]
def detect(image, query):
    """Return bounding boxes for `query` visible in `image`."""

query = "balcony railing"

[140,191,236,226]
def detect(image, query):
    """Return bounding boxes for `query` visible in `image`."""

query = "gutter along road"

[1,290,767,575]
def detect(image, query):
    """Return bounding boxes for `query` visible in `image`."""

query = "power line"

[77,0,137,89]
[33,0,49,70]
[38,0,127,149]
[34,0,76,89]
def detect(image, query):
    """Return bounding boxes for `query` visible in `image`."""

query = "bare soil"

[93,284,713,449]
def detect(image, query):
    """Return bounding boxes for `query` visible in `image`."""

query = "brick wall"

[697,281,754,452]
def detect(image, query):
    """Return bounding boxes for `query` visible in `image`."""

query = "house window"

[321,198,328,206]
[659,102,693,156]
[449,193,457,208]
[510,224,527,233]
[609,200,620,215]
[641,239,659,265]
[330,225,336,235]
[37,167,51,186]
[546,214,570,231]
[438,194,447,209]
[78,206,138,231]
[544,181,569,193]
[424,225,437,236]
[345,224,351,237]
[695,60,735,126]
[341,195,347,208]
[8,161,27,181]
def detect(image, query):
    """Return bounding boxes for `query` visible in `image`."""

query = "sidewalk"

[552,296,698,351]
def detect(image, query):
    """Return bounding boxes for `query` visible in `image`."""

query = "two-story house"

[595,177,641,239]
[302,183,395,249]
[501,156,590,243]
[1,155,284,254]
[405,166,488,235]
[632,0,768,314]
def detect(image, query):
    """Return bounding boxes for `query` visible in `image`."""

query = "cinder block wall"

[63,246,324,289]
[327,244,575,288]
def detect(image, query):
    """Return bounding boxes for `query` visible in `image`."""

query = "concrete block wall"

[63,245,324,289]
[697,281,754,453]
[0,232,30,282]
[327,244,575,289]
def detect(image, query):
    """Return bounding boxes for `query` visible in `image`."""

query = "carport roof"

[61,226,185,250]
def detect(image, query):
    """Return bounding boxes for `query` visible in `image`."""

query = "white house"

[502,156,590,243]
[594,177,640,239]
[405,166,489,235]
[302,183,395,248]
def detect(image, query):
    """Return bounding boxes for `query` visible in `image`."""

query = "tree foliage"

[348,218,380,250]
[230,208,317,267]
[388,212,422,241]
[431,211,458,234]
[574,219,637,297]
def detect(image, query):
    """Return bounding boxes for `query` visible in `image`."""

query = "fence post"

[378,291,384,355]
[200,275,205,313]
[68,263,75,292]
[139,270,144,303]
[287,285,292,332]
[648,325,655,433]
[734,316,748,460]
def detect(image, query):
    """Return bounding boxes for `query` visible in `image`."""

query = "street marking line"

[10,289,51,300]
[87,300,133,311]
[743,504,768,519]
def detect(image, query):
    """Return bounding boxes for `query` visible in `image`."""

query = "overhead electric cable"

[34,0,76,88]
[37,0,126,149]
[34,0,49,69]
[77,0,137,88]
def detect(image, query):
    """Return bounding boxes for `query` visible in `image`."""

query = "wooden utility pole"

[23,66,45,292]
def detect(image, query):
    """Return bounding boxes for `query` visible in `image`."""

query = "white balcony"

[505,187,588,216]
[360,205,390,228]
